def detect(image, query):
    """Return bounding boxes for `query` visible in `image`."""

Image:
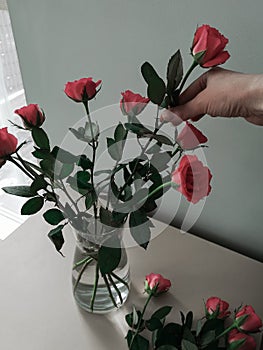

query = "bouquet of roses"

[0,24,227,312]
[125,273,262,350]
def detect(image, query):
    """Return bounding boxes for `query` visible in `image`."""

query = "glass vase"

[71,216,130,314]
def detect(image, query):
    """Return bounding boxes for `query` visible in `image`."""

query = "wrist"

[244,74,263,119]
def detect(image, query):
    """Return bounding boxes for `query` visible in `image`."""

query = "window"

[0,0,28,239]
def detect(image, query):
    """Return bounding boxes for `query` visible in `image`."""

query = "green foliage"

[126,331,149,350]
[152,306,172,320]
[30,175,48,193]
[166,50,183,106]
[107,123,127,161]
[32,127,50,150]
[48,224,65,254]
[52,146,77,164]
[77,154,93,170]
[69,121,99,142]
[43,208,65,225]
[21,196,44,215]
[2,185,37,197]
[98,236,122,275]
[129,210,151,249]
[141,61,166,105]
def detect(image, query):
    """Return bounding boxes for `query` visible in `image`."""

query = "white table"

[0,215,262,350]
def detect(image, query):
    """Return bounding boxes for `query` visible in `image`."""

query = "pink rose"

[228,330,256,350]
[64,77,102,102]
[205,296,230,319]
[191,24,230,68]
[0,127,18,168]
[172,155,212,204]
[235,305,262,332]
[15,104,45,129]
[120,90,150,117]
[177,122,208,149]
[145,273,171,296]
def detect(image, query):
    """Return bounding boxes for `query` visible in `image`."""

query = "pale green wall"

[7,0,263,261]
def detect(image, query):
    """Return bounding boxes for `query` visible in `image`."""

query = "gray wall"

[7,0,263,261]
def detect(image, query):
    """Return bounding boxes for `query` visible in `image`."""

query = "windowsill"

[0,204,27,240]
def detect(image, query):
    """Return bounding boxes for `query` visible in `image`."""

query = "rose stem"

[73,258,94,294]
[110,271,130,289]
[103,275,118,308]
[107,273,123,304]
[90,263,100,312]
[129,292,154,349]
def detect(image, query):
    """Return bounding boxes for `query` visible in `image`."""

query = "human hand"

[161,67,263,126]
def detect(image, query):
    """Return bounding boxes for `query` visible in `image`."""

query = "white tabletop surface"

[0,215,262,350]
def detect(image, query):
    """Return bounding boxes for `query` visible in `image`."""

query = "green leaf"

[132,305,139,327]
[126,331,149,350]
[32,148,51,160]
[85,190,97,210]
[99,206,113,226]
[125,309,143,329]
[155,323,182,349]
[64,203,76,220]
[167,50,183,94]
[183,327,196,345]
[57,163,75,179]
[147,134,173,146]
[146,317,163,331]
[181,340,198,350]
[196,320,203,337]
[185,311,193,330]
[52,146,77,164]
[98,239,121,275]
[152,306,172,320]
[2,185,37,197]
[129,210,151,249]
[77,155,93,170]
[30,175,48,193]
[150,152,171,172]
[76,171,91,188]
[157,346,179,350]
[48,224,65,254]
[141,62,166,105]
[94,169,112,176]
[146,142,161,154]
[32,127,50,150]
[69,122,99,143]
[21,196,44,215]
[125,122,153,137]
[200,330,216,348]
[114,122,127,142]
[43,208,65,225]
[40,158,55,178]
[107,137,122,161]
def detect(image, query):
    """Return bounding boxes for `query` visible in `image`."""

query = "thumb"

[170,93,207,124]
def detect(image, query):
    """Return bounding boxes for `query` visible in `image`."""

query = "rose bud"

[120,90,150,117]
[228,329,256,350]
[235,305,262,332]
[64,77,102,102]
[15,104,45,129]
[145,273,171,296]
[172,155,212,204]
[0,127,18,168]
[191,24,230,68]
[205,296,230,319]
[177,121,208,150]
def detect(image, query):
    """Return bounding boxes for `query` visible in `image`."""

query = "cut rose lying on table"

[125,273,262,350]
